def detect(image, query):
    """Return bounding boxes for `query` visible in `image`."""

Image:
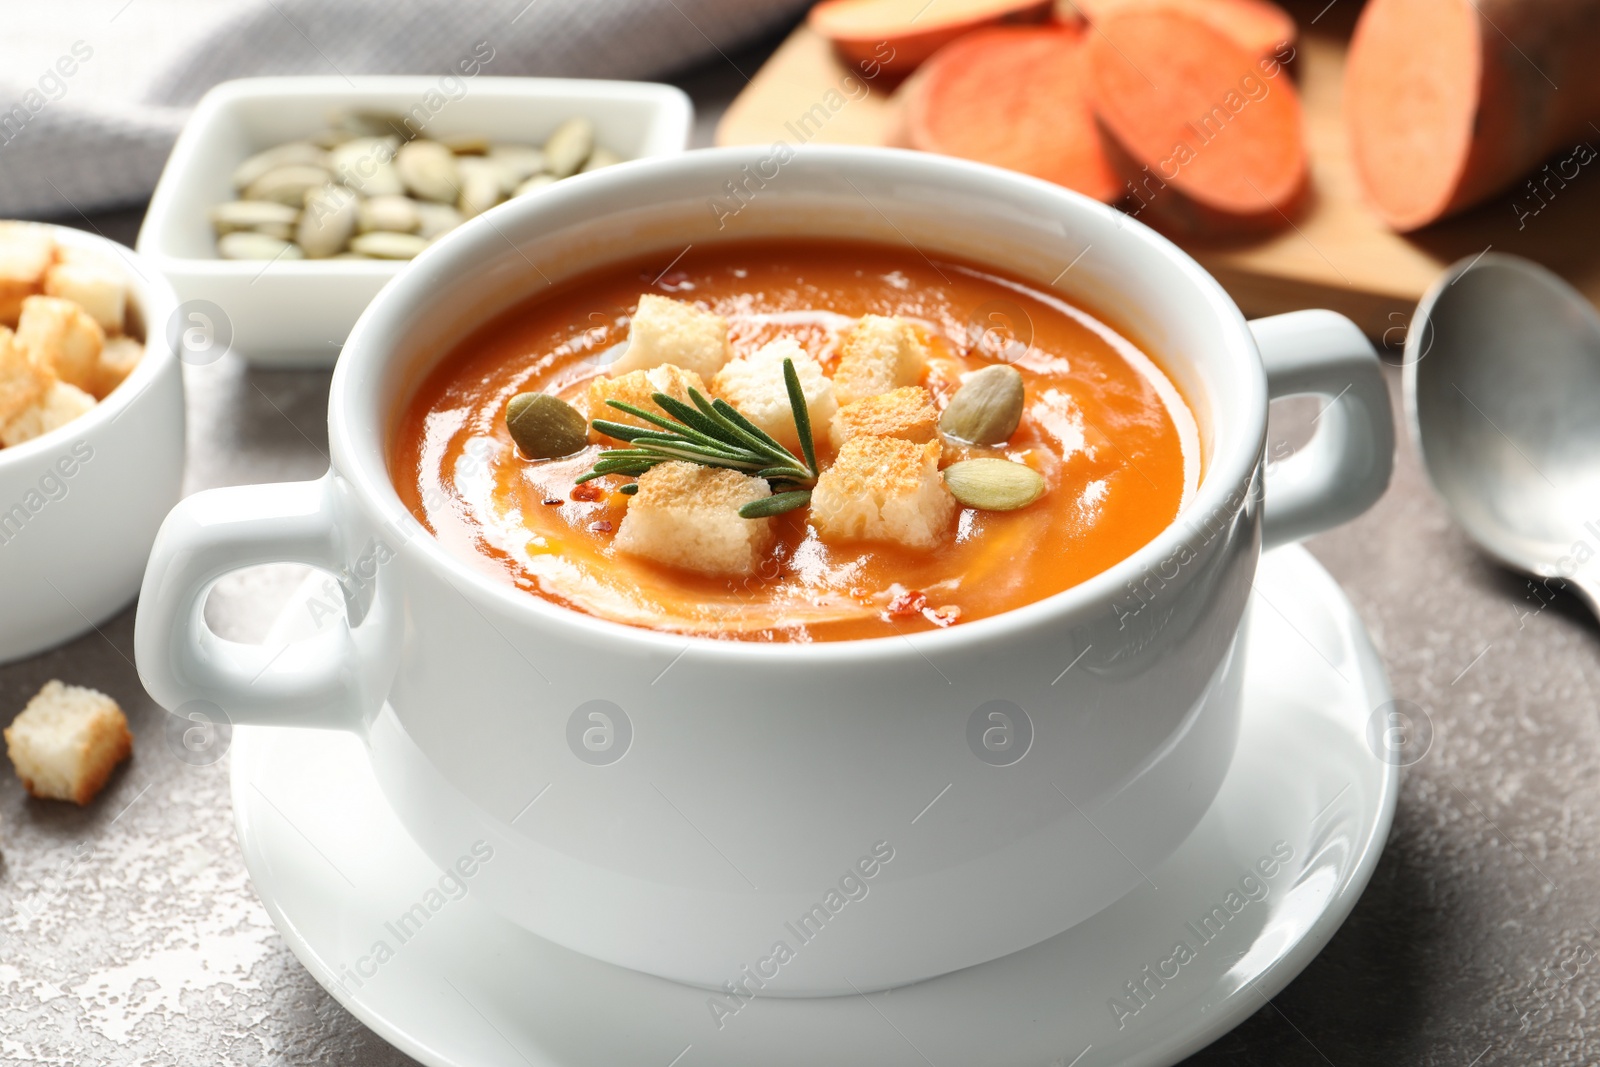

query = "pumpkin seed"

[513,173,558,197]
[506,392,589,458]
[581,147,623,173]
[209,200,301,238]
[456,157,504,218]
[217,232,304,260]
[543,117,594,178]
[331,137,404,196]
[942,458,1046,511]
[413,201,464,239]
[395,139,461,203]
[488,143,547,186]
[348,231,430,259]
[242,164,332,207]
[440,132,491,154]
[339,109,414,141]
[939,364,1025,445]
[297,184,359,258]
[310,127,357,149]
[357,195,422,234]
[231,142,329,190]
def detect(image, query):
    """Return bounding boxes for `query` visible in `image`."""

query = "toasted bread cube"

[610,294,732,379]
[0,325,52,428]
[0,223,56,328]
[5,681,133,805]
[810,436,956,549]
[832,315,928,406]
[0,380,95,447]
[711,338,838,455]
[586,363,708,440]
[44,257,128,334]
[830,386,940,450]
[16,295,104,393]
[614,461,776,577]
[94,335,144,399]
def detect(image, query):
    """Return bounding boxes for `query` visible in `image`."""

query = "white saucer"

[231,545,1397,1067]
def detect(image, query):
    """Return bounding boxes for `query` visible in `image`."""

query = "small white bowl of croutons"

[136,75,693,368]
[0,222,185,664]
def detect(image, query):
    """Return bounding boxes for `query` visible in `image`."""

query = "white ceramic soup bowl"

[135,146,1393,995]
[0,226,184,665]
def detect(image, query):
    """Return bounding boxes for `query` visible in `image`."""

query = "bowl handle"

[134,474,394,730]
[1251,310,1395,550]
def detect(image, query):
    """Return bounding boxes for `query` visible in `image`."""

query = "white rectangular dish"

[136,76,692,367]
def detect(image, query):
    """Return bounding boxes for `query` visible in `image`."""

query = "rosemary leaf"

[739,490,812,518]
[688,389,792,463]
[651,391,738,443]
[782,358,819,476]
[710,397,794,460]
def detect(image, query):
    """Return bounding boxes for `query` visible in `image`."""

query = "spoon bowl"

[1405,253,1600,612]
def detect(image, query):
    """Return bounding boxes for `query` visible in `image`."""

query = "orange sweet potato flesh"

[903,24,1121,202]
[810,0,1055,82]
[1088,8,1307,234]
[1346,0,1600,231]
[1076,0,1297,59]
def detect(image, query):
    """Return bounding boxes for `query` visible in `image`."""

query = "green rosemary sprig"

[577,357,819,518]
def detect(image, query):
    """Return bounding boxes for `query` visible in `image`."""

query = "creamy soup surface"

[391,240,1199,642]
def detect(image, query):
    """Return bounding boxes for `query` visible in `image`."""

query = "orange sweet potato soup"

[391,239,1198,642]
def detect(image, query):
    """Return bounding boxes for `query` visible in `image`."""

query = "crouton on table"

[0,325,52,428]
[5,681,133,805]
[830,386,940,450]
[16,294,104,394]
[614,461,776,577]
[610,294,732,379]
[810,435,956,549]
[711,337,838,455]
[1,380,96,448]
[45,253,128,334]
[587,363,708,440]
[0,223,56,328]
[831,315,928,406]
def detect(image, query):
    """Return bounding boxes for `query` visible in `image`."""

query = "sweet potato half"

[1346,0,1600,231]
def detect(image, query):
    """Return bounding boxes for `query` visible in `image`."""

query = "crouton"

[1,380,96,447]
[810,435,956,549]
[0,223,56,328]
[0,325,52,428]
[610,294,732,379]
[614,461,776,577]
[586,363,708,440]
[5,681,133,805]
[44,256,128,334]
[94,335,144,399]
[830,386,940,450]
[711,337,838,455]
[831,315,928,406]
[16,295,104,393]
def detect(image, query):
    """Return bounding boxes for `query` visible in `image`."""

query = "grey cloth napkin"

[0,0,803,219]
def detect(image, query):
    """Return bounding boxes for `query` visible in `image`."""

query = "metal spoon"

[1404,252,1600,616]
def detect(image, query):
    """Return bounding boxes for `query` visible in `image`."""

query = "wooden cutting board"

[716,5,1600,340]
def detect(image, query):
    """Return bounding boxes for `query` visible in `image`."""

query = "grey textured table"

[7,40,1599,1067]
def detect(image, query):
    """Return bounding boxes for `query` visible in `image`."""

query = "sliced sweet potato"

[1075,0,1296,59]
[903,24,1120,202]
[1088,7,1307,234]
[810,0,1055,83]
